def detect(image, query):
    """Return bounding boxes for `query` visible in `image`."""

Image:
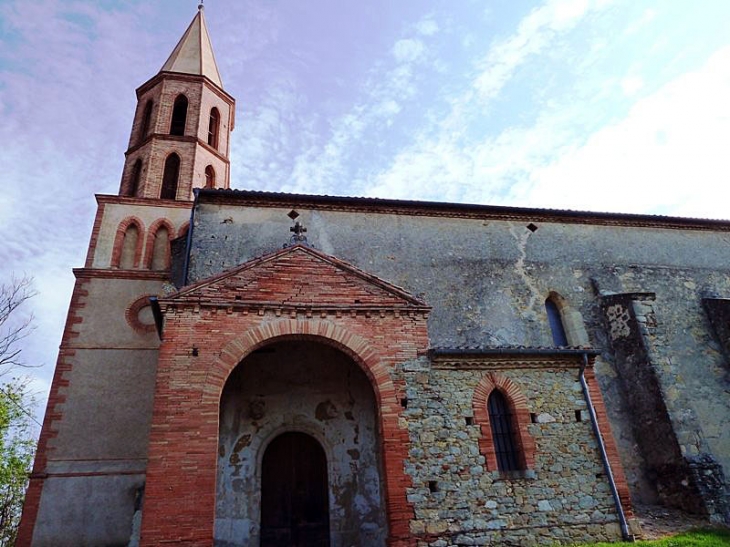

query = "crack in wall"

[507,222,541,320]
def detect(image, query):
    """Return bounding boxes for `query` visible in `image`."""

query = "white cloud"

[516,46,730,218]
[282,13,442,195]
[625,7,657,36]
[473,0,613,103]
[367,0,616,201]
[620,75,644,96]
[367,0,730,223]
[416,19,439,37]
[392,38,426,64]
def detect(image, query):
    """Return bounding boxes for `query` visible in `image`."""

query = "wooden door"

[261,432,330,546]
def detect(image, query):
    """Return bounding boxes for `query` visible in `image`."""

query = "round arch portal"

[215,339,388,547]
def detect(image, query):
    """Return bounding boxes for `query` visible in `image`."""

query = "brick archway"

[204,320,398,408]
[141,315,421,547]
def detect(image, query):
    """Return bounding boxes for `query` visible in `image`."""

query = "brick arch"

[546,290,568,307]
[472,372,536,471]
[204,320,398,409]
[125,294,157,334]
[143,218,175,269]
[201,319,413,542]
[169,94,188,135]
[177,221,189,239]
[111,216,145,269]
[546,290,589,346]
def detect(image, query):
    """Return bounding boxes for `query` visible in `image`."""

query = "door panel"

[261,432,330,547]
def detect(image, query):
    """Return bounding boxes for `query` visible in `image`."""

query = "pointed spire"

[160,6,223,88]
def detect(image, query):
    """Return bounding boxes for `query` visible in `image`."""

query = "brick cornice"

[73,268,170,281]
[124,135,231,163]
[96,194,194,209]
[135,71,235,105]
[431,352,595,370]
[161,304,429,320]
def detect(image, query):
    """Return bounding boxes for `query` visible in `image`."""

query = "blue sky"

[2,0,730,417]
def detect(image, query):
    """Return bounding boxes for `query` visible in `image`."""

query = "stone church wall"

[184,197,730,519]
[398,360,622,545]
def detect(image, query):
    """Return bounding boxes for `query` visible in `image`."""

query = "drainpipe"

[182,188,199,287]
[579,352,634,542]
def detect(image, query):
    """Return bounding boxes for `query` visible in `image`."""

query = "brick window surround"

[143,218,175,269]
[110,217,145,269]
[472,372,536,472]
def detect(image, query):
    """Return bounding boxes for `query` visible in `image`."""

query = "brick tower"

[119,4,235,200]
[16,7,235,546]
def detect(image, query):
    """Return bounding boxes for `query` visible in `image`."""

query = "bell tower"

[119,5,235,200]
[16,9,235,547]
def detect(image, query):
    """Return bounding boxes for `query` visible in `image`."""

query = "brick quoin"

[140,256,430,546]
[583,366,634,518]
[84,200,107,268]
[16,278,90,547]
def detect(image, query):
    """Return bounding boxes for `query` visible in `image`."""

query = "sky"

[1,0,730,421]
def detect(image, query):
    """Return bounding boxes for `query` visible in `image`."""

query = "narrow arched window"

[161,154,180,200]
[170,95,188,136]
[204,165,215,189]
[546,297,568,346]
[120,225,139,269]
[488,390,521,472]
[129,159,142,197]
[150,227,170,270]
[140,100,153,141]
[208,107,220,149]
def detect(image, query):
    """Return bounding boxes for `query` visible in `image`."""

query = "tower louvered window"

[170,95,188,136]
[129,159,142,197]
[208,108,220,149]
[140,100,153,142]
[161,154,180,200]
[204,165,215,189]
[488,390,521,472]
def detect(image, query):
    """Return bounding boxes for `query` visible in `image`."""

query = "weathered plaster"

[215,340,387,547]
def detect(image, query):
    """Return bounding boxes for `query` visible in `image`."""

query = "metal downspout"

[182,189,199,287]
[579,352,634,541]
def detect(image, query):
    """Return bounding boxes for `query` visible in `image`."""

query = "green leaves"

[0,380,36,546]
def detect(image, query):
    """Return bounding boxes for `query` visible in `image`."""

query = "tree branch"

[0,276,37,374]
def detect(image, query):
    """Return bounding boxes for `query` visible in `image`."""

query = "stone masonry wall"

[184,199,730,517]
[397,358,623,546]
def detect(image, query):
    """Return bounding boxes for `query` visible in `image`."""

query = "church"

[17,7,730,547]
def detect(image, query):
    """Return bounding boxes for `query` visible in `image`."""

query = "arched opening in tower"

[214,339,388,547]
